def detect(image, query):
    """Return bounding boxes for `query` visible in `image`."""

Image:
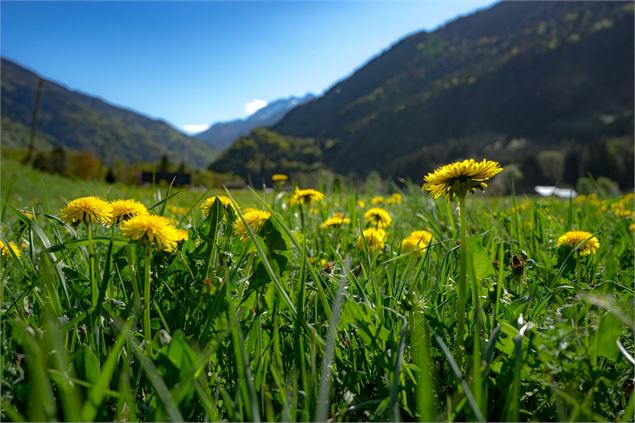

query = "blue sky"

[1,1,495,133]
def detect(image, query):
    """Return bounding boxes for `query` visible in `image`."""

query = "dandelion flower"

[60,196,113,226]
[611,195,634,219]
[290,188,325,206]
[629,223,635,233]
[0,240,21,258]
[165,227,189,243]
[556,230,600,256]
[371,196,385,205]
[109,199,149,224]
[386,193,403,204]
[201,195,235,216]
[423,159,503,201]
[121,215,183,252]
[272,174,288,182]
[357,200,366,208]
[234,210,271,240]
[320,213,351,229]
[168,205,188,216]
[364,207,392,228]
[401,230,433,256]
[19,209,33,220]
[357,228,387,252]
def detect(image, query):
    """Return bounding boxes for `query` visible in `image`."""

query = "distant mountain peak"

[195,93,315,151]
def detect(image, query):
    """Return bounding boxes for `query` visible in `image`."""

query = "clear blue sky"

[1,1,495,133]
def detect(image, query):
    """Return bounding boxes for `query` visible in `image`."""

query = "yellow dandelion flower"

[201,195,235,216]
[401,230,433,256]
[120,215,183,252]
[19,209,33,220]
[611,195,634,219]
[168,205,188,216]
[576,193,606,210]
[320,214,351,229]
[371,196,385,205]
[386,193,403,204]
[556,230,600,256]
[234,210,271,240]
[423,159,503,201]
[60,196,113,226]
[574,194,588,203]
[357,200,366,208]
[613,206,635,219]
[357,228,387,252]
[510,199,531,214]
[290,188,325,206]
[164,226,189,243]
[272,173,288,182]
[109,199,148,224]
[364,207,392,228]
[0,240,21,258]
[629,223,635,233]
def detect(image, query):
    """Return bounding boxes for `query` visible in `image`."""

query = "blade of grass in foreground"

[389,314,408,422]
[13,319,57,421]
[224,188,296,317]
[120,319,184,422]
[315,259,350,422]
[433,333,485,422]
[411,310,436,422]
[81,318,133,421]
[226,293,261,422]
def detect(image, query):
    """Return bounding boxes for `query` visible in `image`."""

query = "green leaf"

[595,313,622,361]
[81,319,132,422]
[466,235,495,282]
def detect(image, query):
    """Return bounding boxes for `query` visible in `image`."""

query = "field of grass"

[1,159,633,422]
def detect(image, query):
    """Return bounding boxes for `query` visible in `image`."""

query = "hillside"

[209,128,324,185]
[1,58,217,168]
[268,1,633,184]
[195,93,315,151]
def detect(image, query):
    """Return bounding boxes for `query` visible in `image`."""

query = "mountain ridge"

[1,57,217,168]
[269,1,633,180]
[195,93,315,151]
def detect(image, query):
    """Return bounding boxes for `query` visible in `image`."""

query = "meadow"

[1,158,633,422]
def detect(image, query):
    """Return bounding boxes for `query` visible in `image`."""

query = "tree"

[105,167,116,184]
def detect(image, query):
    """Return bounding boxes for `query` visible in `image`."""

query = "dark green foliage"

[1,58,217,168]
[209,128,324,186]
[271,2,634,185]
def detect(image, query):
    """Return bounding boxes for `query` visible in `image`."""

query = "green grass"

[1,160,633,421]
[1,158,255,212]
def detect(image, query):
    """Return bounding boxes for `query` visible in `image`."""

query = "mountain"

[209,128,323,184]
[1,58,217,168]
[195,93,315,151]
[261,1,633,184]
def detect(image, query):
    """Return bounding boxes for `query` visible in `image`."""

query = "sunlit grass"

[1,159,633,422]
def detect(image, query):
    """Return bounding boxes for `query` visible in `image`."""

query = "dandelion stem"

[457,194,468,370]
[127,246,142,317]
[143,241,152,354]
[87,223,97,308]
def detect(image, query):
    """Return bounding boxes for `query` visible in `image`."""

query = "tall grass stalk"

[143,241,152,353]
[315,261,349,422]
[87,223,97,307]
[456,195,468,369]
